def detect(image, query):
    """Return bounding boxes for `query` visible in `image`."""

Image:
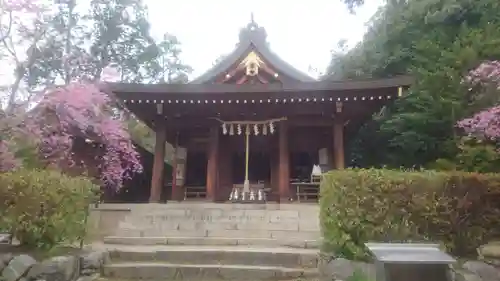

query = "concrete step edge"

[105,262,319,272]
[99,244,319,254]
[99,244,319,269]
[103,236,320,249]
[103,261,319,279]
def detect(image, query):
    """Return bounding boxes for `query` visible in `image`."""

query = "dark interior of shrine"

[232,151,270,183]
[291,152,317,182]
[183,150,317,189]
[185,151,207,187]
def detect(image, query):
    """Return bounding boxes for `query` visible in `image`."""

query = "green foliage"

[428,158,458,171]
[429,137,500,173]
[453,137,500,172]
[319,168,500,260]
[347,269,374,281]
[0,169,99,249]
[327,0,500,168]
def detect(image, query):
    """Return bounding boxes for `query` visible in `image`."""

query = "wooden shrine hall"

[104,19,413,203]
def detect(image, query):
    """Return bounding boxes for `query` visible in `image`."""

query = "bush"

[0,169,99,249]
[320,168,500,260]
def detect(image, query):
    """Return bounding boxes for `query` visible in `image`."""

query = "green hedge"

[0,169,99,249]
[320,168,500,260]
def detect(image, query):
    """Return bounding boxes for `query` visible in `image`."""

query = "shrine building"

[104,19,413,203]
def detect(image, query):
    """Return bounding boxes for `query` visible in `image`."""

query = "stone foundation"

[91,203,320,243]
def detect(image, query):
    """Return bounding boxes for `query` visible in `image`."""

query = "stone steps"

[98,203,321,280]
[103,236,320,249]
[99,244,319,280]
[102,244,318,269]
[103,262,318,280]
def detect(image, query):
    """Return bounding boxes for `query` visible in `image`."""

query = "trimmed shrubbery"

[0,169,99,249]
[320,168,500,260]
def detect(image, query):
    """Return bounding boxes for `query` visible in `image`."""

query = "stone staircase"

[97,202,321,280]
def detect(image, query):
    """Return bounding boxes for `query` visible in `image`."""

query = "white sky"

[145,0,384,78]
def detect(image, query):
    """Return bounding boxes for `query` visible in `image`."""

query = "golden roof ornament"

[240,51,264,76]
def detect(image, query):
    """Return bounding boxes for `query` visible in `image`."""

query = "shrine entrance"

[217,118,285,202]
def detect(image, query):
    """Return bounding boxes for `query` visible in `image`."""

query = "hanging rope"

[212,117,287,136]
[212,117,286,125]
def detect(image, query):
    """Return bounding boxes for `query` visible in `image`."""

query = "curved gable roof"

[190,20,316,84]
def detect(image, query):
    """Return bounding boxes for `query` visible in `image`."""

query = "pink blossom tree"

[457,61,500,140]
[1,82,143,188]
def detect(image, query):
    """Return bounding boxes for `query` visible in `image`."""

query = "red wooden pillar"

[206,126,219,201]
[278,122,290,202]
[333,117,345,169]
[149,124,166,203]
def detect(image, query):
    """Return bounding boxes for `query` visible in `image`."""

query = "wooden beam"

[105,75,414,95]
[124,95,390,131]
[162,115,337,129]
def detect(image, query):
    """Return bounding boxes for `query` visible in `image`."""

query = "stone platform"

[94,202,321,280]
[96,202,320,245]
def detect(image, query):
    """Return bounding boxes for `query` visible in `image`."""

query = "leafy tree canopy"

[326,0,500,169]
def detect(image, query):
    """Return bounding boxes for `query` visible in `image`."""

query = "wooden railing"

[184,186,207,200]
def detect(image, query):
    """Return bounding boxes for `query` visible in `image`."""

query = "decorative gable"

[190,16,315,85]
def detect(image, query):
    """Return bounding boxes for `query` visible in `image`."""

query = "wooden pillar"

[217,136,232,201]
[278,122,290,201]
[206,126,219,201]
[171,132,184,201]
[270,148,279,201]
[149,124,166,203]
[333,118,345,169]
[171,146,177,199]
[171,148,183,201]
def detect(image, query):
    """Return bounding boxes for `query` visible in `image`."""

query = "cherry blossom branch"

[458,61,500,141]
